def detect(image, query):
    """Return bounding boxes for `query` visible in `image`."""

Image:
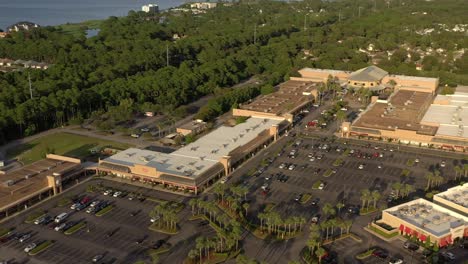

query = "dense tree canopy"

[0,0,466,143]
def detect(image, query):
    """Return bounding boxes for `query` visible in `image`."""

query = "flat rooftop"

[353,90,437,134]
[421,87,468,139]
[435,183,468,209]
[384,198,467,237]
[103,117,282,178]
[0,159,81,211]
[239,80,318,115]
[177,120,206,131]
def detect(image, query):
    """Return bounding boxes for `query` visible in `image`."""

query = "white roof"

[435,183,468,209]
[300,68,350,75]
[103,148,217,177]
[384,198,467,237]
[103,117,282,178]
[173,117,282,162]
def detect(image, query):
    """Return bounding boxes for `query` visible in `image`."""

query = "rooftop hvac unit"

[53,172,61,176]
[3,180,15,187]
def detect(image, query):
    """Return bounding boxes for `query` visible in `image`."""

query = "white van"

[54,212,69,223]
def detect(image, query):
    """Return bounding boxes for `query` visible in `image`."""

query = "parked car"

[54,223,67,232]
[220,178,227,184]
[54,213,69,223]
[24,243,37,253]
[34,215,47,225]
[113,191,122,198]
[152,240,166,250]
[318,183,325,190]
[389,258,403,264]
[103,189,113,196]
[358,164,365,170]
[372,249,388,259]
[294,194,303,202]
[404,241,419,251]
[440,160,446,168]
[441,252,455,260]
[19,233,31,243]
[92,255,104,263]
[311,198,320,205]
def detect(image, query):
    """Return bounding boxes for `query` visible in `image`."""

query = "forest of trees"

[0,0,466,144]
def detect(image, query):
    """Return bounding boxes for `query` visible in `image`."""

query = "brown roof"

[0,159,81,211]
[353,90,437,135]
[240,80,318,116]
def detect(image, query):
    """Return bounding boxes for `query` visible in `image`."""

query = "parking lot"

[238,136,461,220]
[0,179,207,264]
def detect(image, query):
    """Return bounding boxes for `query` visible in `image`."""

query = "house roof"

[348,66,388,82]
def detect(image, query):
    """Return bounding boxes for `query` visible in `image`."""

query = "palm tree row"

[360,189,381,210]
[188,233,236,264]
[391,182,414,199]
[425,170,444,190]
[257,210,306,238]
[453,164,468,181]
[189,198,235,230]
[149,201,178,231]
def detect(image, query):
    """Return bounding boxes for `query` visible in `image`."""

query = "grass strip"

[332,158,343,167]
[300,194,312,204]
[29,240,54,256]
[25,211,46,224]
[323,169,333,178]
[0,228,13,238]
[64,222,87,235]
[368,226,398,239]
[96,205,114,217]
[312,180,323,189]
[356,249,374,260]
[148,223,178,235]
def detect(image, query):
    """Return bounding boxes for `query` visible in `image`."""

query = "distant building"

[0,58,14,67]
[177,119,207,136]
[0,32,8,38]
[433,183,468,217]
[7,21,39,32]
[190,2,218,10]
[142,4,159,13]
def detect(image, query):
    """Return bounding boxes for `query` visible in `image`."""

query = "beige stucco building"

[0,154,84,219]
[382,199,468,247]
[433,183,468,217]
[99,117,287,194]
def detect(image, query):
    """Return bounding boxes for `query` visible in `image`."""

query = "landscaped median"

[25,210,46,224]
[332,158,344,167]
[367,225,398,239]
[0,228,13,238]
[64,221,87,235]
[29,240,54,256]
[323,169,333,178]
[359,206,377,215]
[299,194,312,204]
[148,222,179,235]
[312,180,323,189]
[95,205,114,217]
[356,249,374,260]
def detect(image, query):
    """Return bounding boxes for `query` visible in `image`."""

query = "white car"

[113,191,122,197]
[379,153,384,158]
[90,200,100,207]
[440,161,446,168]
[24,243,37,253]
[150,216,160,223]
[54,223,67,232]
[414,158,420,163]
[261,183,269,190]
[358,164,364,170]
[70,203,80,210]
[279,163,286,169]
[378,164,383,169]
[318,183,325,190]
[103,189,113,196]
[389,259,403,264]
[220,178,227,184]
[19,234,31,243]
[288,164,296,171]
[309,157,315,162]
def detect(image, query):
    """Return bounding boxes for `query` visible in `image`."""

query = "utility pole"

[166,44,169,67]
[339,10,342,22]
[304,14,307,31]
[253,24,257,44]
[28,72,33,99]
[374,0,377,11]
[358,6,363,17]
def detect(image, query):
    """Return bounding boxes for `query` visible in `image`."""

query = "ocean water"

[0,0,185,30]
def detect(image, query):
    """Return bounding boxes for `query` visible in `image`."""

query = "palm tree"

[242,202,250,216]
[434,170,444,187]
[425,172,434,190]
[371,191,381,209]
[258,212,266,230]
[464,164,468,178]
[336,202,345,215]
[402,184,414,197]
[188,249,198,262]
[360,189,371,209]
[322,203,336,219]
[454,165,462,181]
[320,221,330,240]
[392,182,403,198]
[336,110,346,124]
[213,183,226,203]
[344,220,353,234]
[315,247,326,264]
[298,216,306,232]
[317,82,326,105]
[196,236,206,263]
[189,198,199,215]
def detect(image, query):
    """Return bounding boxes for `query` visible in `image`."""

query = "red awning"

[447,236,453,244]
[405,226,412,234]
[399,224,405,231]
[412,230,419,237]
[464,228,468,237]
[419,234,427,242]
[439,239,448,247]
